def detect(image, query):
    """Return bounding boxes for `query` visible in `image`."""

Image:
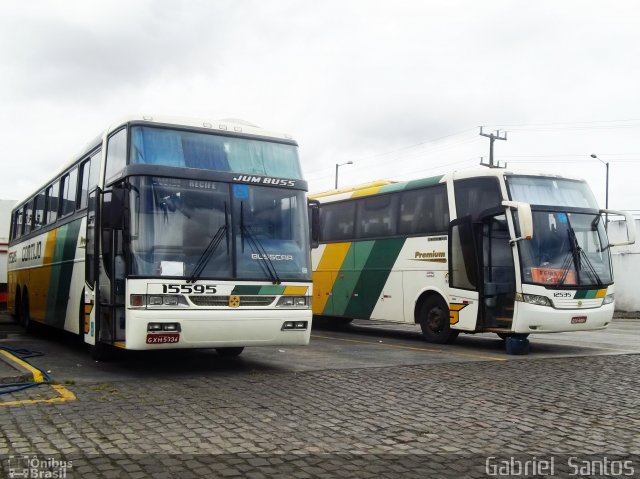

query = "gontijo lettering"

[22,241,42,262]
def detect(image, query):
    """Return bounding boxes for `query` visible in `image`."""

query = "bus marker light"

[130,295,144,307]
[282,321,295,330]
[147,323,163,332]
[295,321,307,329]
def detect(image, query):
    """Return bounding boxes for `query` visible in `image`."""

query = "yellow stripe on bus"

[283,286,308,295]
[350,184,384,198]
[595,289,607,299]
[313,242,352,313]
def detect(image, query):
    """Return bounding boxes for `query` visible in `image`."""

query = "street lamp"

[335,161,353,189]
[590,153,609,230]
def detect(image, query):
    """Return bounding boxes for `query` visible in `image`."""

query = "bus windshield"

[130,126,302,179]
[518,211,612,287]
[128,176,310,281]
[507,175,599,209]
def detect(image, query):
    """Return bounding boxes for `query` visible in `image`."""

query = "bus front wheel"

[419,296,459,344]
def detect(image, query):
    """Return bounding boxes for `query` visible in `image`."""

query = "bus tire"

[216,347,244,357]
[419,296,459,344]
[505,335,530,355]
[20,292,36,333]
[497,333,529,341]
[90,341,113,361]
[13,288,22,324]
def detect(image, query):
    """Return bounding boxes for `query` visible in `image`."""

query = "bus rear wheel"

[20,293,36,333]
[419,296,459,344]
[216,347,244,357]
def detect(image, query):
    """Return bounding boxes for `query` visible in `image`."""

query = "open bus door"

[447,217,481,332]
[84,189,100,345]
[86,186,127,359]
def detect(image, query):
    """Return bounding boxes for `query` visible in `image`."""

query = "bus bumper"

[512,301,615,334]
[124,309,312,350]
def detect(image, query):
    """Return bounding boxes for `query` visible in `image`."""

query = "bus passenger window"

[454,178,502,220]
[23,200,34,234]
[33,191,45,229]
[78,159,91,209]
[356,194,398,239]
[105,129,127,184]
[12,209,23,239]
[320,202,356,242]
[46,181,60,224]
[60,169,78,216]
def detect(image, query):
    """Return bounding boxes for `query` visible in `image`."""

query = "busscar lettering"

[251,253,294,261]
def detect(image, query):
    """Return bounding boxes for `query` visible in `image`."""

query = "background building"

[609,218,640,313]
[0,199,15,309]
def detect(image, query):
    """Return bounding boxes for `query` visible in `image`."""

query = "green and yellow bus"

[8,116,312,359]
[309,169,635,354]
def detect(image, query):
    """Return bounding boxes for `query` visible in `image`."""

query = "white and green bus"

[309,169,635,354]
[8,116,312,359]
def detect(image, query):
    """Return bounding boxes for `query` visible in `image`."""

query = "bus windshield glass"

[507,176,599,209]
[130,126,302,179]
[518,211,612,287]
[128,177,310,281]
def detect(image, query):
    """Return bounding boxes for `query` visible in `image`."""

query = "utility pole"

[479,126,508,168]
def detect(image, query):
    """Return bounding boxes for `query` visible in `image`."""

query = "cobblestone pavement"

[1,353,639,478]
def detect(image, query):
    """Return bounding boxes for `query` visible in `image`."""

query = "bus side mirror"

[308,199,320,249]
[102,188,126,230]
[602,209,636,246]
[502,200,533,243]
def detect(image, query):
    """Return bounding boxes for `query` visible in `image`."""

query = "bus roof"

[18,115,298,208]
[310,167,589,203]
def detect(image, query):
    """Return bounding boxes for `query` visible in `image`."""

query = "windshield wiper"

[240,202,281,285]
[187,203,229,283]
[558,225,603,287]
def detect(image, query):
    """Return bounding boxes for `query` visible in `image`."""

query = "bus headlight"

[276,296,310,308]
[515,293,552,307]
[603,294,614,305]
[130,294,189,308]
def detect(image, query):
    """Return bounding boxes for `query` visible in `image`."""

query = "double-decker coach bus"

[8,116,312,359]
[309,169,635,354]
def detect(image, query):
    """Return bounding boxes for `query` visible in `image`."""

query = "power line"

[302,127,478,176]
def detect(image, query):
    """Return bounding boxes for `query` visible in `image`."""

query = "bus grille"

[189,295,276,307]
[552,298,603,309]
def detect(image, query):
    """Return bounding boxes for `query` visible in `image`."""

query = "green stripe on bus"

[329,241,375,316]
[575,290,599,300]
[46,219,82,328]
[231,285,286,295]
[345,238,406,318]
[378,175,444,193]
[325,238,406,319]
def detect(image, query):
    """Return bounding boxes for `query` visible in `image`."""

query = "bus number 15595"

[162,284,217,294]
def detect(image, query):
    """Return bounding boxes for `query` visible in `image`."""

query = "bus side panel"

[346,239,405,320]
[396,236,449,324]
[311,242,351,316]
[45,219,83,329]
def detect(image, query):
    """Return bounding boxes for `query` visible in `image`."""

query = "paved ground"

[1,314,639,478]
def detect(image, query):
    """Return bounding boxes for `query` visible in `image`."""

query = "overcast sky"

[1,0,639,211]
